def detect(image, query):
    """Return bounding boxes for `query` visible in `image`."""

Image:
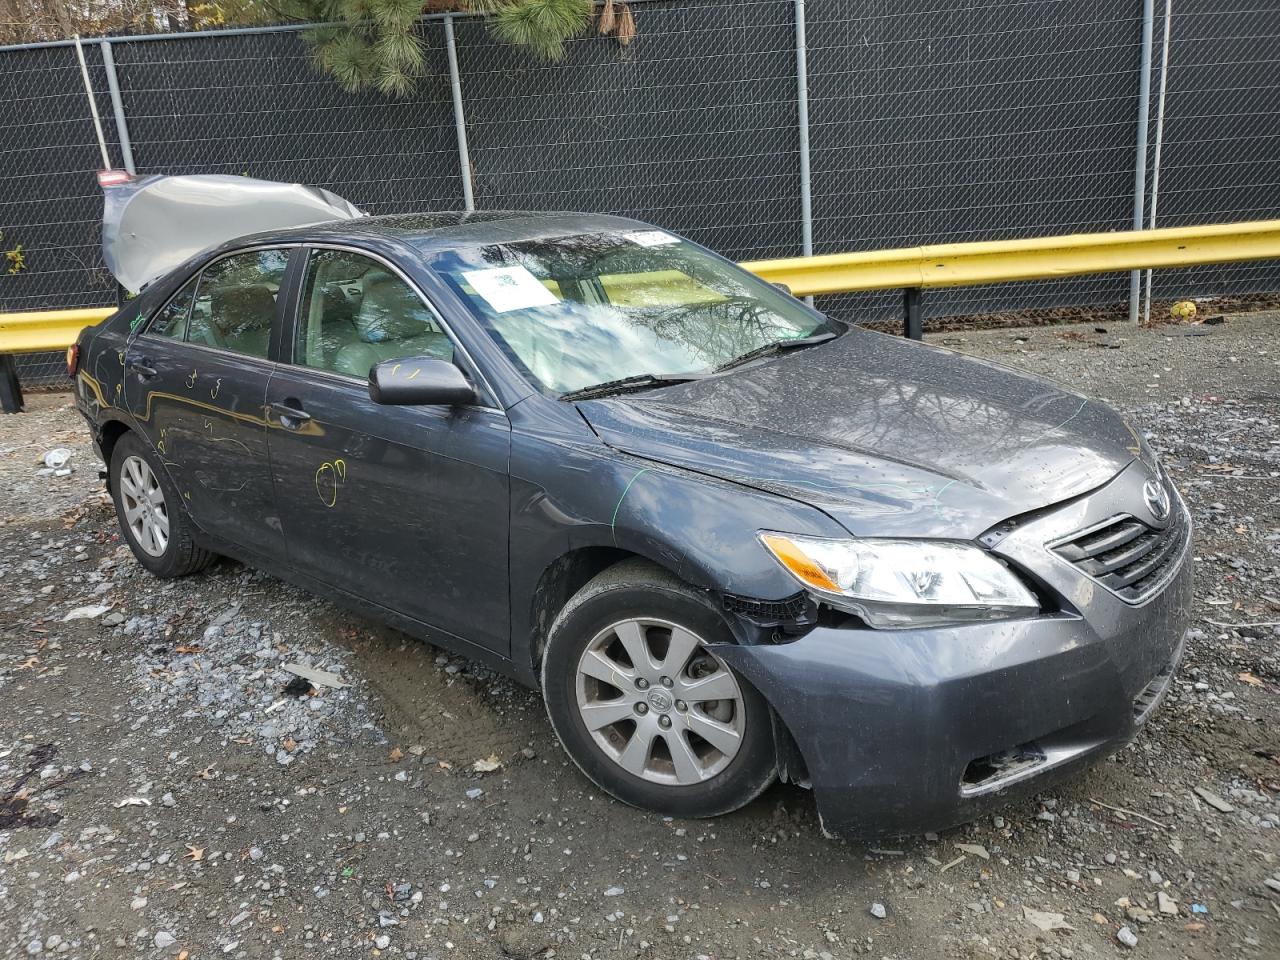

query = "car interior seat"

[207,285,275,355]
[333,271,453,378]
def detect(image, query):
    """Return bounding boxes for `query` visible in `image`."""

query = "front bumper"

[713,462,1194,838]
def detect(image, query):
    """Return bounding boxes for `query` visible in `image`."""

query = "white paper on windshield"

[625,229,680,247]
[462,265,559,313]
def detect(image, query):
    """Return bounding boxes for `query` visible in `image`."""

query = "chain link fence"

[1,0,1278,387]
[1144,0,1280,313]
[808,0,1147,324]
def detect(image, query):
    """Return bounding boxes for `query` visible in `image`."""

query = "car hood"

[577,328,1141,539]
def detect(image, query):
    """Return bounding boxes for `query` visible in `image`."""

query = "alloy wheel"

[119,454,169,557]
[574,617,746,786]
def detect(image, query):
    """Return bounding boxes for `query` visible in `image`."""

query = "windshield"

[427,230,833,395]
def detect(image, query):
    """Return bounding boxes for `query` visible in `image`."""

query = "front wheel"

[541,560,776,819]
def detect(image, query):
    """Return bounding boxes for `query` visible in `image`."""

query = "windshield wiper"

[560,372,705,402]
[712,330,840,374]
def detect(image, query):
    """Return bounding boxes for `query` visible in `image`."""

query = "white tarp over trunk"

[102,175,364,292]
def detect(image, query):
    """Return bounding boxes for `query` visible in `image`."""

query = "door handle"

[126,357,157,379]
[269,400,313,430]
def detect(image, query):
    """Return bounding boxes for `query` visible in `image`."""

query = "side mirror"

[369,357,476,406]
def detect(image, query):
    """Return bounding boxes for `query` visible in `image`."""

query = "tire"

[541,559,776,819]
[110,430,215,578]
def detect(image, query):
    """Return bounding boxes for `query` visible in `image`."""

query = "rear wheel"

[541,560,776,818]
[110,431,215,578]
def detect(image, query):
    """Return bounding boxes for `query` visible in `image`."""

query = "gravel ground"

[1,313,1278,960]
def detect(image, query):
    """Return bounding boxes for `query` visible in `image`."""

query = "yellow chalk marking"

[314,459,348,508]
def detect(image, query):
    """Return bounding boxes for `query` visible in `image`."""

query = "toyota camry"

[72,182,1191,836]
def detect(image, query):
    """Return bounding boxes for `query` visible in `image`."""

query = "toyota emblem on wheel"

[1144,476,1171,522]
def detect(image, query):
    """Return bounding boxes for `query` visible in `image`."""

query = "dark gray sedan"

[72,211,1191,837]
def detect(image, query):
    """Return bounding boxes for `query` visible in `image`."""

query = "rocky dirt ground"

[1,313,1277,960]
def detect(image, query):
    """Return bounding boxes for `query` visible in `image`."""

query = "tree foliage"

[0,0,277,44]
[301,0,635,97]
[1,0,638,97]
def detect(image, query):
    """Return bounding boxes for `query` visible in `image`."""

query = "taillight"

[66,344,80,377]
[97,169,133,187]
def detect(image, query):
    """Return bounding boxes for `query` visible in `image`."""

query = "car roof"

[240,211,655,254]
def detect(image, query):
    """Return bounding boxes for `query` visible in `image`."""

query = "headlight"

[759,532,1039,628]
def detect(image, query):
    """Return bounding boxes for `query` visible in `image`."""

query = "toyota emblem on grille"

[1143,477,1170,522]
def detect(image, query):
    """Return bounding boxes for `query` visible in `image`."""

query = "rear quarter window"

[145,277,199,341]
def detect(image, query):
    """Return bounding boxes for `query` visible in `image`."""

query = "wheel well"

[528,548,810,790]
[528,547,636,670]
[99,419,131,479]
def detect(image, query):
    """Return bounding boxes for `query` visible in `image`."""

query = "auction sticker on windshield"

[463,265,559,313]
[624,230,680,247]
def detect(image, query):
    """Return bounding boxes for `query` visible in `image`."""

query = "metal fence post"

[1143,0,1174,323]
[72,35,111,170]
[903,288,923,340]
[794,0,813,259]
[444,16,475,212]
[0,354,24,414]
[794,0,814,306]
[100,40,136,174]
[1128,0,1155,323]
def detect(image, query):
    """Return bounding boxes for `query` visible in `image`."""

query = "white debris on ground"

[124,586,381,766]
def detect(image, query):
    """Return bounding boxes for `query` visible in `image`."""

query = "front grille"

[1051,506,1188,603]
[722,592,811,627]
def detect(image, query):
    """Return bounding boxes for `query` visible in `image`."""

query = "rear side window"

[146,277,198,340]
[294,249,453,379]
[188,249,290,359]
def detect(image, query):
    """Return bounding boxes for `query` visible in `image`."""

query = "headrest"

[355,271,432,343]
[210,284,275,331]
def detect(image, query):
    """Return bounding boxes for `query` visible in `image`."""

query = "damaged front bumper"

[713,467,1195,838]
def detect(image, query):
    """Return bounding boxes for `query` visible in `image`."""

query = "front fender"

[508,423,845,669]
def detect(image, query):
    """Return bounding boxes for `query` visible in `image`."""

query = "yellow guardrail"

[2,219,1280,357]
[0,307,114,353]
[740,218,1280,297]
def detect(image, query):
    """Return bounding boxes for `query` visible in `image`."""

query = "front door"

[264,247,512,656]
[124,247,292,558]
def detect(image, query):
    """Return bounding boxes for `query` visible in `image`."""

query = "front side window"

[188,248,289,358]
[146,276,198,341]
[427,230,832,395]
[294,249,453,379]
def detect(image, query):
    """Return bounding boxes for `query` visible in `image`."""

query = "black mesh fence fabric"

[1,0,1277,388]
[457,0,801,261]
[109,28,462,214]
[1,43,123,383]
[806,0,1144,323]
[1140,0,1280,308]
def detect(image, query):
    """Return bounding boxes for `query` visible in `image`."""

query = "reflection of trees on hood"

[680,333,1097,465]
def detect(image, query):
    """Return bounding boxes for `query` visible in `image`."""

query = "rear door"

[124,246,294,558]
[264,246,512,656]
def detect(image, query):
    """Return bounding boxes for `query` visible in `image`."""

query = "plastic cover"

[102,174,364,292]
